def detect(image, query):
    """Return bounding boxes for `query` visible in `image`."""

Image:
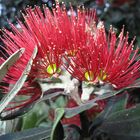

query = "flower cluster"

[64,22,140,89]
[0,3,95,110]
[0,2,140,111]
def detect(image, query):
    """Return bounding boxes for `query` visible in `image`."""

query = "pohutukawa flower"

[21,3,96,77]
[0,20,40,110]
[20,6,63,78]
[64,22,140,90]
[0,3,96,110]
[0,22,37,85]
[0,22,40,111]
[0,2,95,84]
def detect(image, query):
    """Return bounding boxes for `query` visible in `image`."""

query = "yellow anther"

[84,71,94,81]
[46,63,57,75]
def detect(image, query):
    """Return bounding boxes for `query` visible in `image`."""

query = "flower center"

[84,71,94,81]
[46,63,57,75]
[46,63,61,75]
[98,70,107,81]
[67,50,77,57]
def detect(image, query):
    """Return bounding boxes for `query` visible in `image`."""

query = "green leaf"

[0,89,64,120]
[21,102,49,130]
[50,108,64,140]
[89,93,128,133]
[95,103,140,139]
[65,102,97,118]
[55,96,67,108]
[0,48,24,82]
[102,93,128,115]
[0,127,51,140]
[106,103,140,122]
[22,112,38,130]
[0,46,38,113]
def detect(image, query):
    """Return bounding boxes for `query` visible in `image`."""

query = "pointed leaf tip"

[0,48,25,82]
[0,46,37,113]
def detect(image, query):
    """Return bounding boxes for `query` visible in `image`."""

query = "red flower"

[64,22,140,89]
[1,3,96,80]
[22,6,64,78]
[0,24,41,111]
[0,22,37,84]
[0,3,96,111]
[0,21,41,110]
[22,4,96,78]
